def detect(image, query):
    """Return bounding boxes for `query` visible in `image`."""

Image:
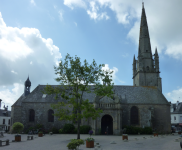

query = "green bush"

[143,127,152,134]
[72,128,77,134]
[51,127,59,134]
[59,129,64,134]
[67,139,84,149]
[12,122,24,134]
[123,126,152,134]
[80,125,91,134]
[34,124,43,130]
[63,124,75,133]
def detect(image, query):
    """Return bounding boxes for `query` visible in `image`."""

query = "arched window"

[48,109,54,122]
[29,109,35,122]
[130,106,139,125]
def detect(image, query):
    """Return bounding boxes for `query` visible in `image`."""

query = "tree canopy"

[42,53,114,139]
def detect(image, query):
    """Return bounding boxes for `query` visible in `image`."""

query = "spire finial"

[142,2,144,8]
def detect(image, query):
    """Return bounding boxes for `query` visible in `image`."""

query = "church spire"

[138,2,152,57]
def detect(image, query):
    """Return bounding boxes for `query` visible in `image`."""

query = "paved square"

[0,133,181,150]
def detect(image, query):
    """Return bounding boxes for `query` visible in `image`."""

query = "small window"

[29,109,35,122]
[48,109,54,122]
[8,119,10,125]
[174,116,176,120]
[3,119,5,124]
[42,94,47,98]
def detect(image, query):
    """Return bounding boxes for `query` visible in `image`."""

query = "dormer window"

[42,94,47,98]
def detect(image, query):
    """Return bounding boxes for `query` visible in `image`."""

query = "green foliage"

[39,131,43,134]
[34,124,43,130]
[123,126,152,134]
[42,53,114,138]
[80,125,91,134]
[72,128,77,134]
[12,122,24,134]
[143,127,153,134]
[59,129,64,134]
[85,138,94,142]
[51,127,59,134]
[67,139,84,150]
[63,124,75,133]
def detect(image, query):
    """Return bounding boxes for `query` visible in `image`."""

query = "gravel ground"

[0,133,181,150]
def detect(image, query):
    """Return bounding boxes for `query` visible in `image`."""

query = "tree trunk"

[77,118,80,139]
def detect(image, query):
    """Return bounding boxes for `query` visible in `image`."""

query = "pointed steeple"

[24,75,31,96]
[155,47,158,56]
[138,2,152,57]
[133,55,136,62]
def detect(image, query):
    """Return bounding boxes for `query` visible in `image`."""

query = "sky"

[0,0,182,111]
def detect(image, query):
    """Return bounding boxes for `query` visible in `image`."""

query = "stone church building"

[11,4,171,135]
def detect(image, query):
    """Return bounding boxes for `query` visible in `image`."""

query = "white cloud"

[0,12,62,109]
[30,0,36,6]
[58,11,63,21]
[165,87,182,103]
[64,0,87,9]
[11,70,18,75]
[74,22,77,26]
[54,5,64,21]
[165,43,182,61]
[0,83,24,110]
[102,64,119,84]
[87,1,109,20]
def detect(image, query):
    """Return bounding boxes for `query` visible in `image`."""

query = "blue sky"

[0,0,182,110]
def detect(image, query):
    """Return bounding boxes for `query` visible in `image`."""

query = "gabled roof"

[11,85,169,107]
[171,102,182,114]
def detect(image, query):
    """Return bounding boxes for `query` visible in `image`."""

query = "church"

[11,3,171,135]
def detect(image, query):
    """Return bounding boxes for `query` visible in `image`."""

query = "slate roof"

[12,85,169,107]
[171,103,182,114]
[0,109,11,117]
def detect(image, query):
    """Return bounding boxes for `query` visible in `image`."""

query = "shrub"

[72,128,77,134]
[143,127,152,134]
[34,124,44,130]
[51,127,59,134]
[63,124,75,134]
[12,122,24,134]
[123,126,152,134]
[59,129,64,134]
[80,125,91,134]
[67,139,84,149]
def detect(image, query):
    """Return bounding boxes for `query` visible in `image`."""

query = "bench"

[27,135,33,140]
[0,140,9,146]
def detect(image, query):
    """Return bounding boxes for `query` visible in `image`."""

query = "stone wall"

[121,104,171,133]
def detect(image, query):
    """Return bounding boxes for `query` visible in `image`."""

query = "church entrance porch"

[101,115,113,135]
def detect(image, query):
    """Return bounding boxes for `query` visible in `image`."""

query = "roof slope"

[12,85,169,107]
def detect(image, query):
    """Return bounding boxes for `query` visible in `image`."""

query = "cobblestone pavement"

[0,133,181,150]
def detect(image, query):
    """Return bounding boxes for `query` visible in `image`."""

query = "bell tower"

[24,76,31,96]
[132,3,162,92]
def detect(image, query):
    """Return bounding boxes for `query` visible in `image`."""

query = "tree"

[42,53,114,139]
[12,122,24,135]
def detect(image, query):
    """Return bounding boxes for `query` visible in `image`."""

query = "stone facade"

[11,3,171,134]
